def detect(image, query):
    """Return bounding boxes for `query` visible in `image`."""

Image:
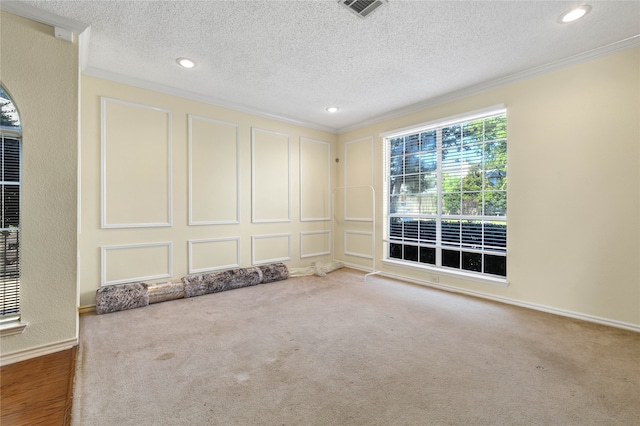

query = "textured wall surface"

[0,12,79,356]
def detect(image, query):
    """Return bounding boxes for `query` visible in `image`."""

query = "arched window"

[0,85,21,324]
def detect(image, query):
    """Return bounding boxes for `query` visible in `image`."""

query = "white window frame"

[381,105,507,284]
[0,126,25,335]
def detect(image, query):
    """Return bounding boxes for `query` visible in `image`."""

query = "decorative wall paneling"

[251,128,291,223]
[344,231,374,259]
[188,115,240,225]
[300,231,331,258]
[252,234,291,265]
[101,97,172,228]
[81,81,335,309]
[188,237,241,274]
[343,136,374,221]
[101,242,173,286]
[299,137,331,221]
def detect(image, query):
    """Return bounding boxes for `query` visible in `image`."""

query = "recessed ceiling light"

[558,5,591,23]
[176,57,196,68]
[326,107,340,113]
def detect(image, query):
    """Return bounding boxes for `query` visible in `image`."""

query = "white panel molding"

[188,237,241,274]
[300,230,331,258]
[101,97,172,228]
[344,136,374,222]
[101,242,173,286]
[0,338,78,367]
[344,231,374,259]
[251,233,292,265]
[251,128,291,223]
[188,114,240,225]
[299,137,331,222]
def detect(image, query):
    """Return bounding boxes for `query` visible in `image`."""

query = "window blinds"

[0,135,20,320]
[384,107,507,277]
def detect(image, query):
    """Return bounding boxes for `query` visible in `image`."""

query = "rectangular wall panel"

[189,115,239,225]
[101,242,173,286]
[252,128,290,223]
[344,136,374,221]
[344,231,374,259]
[188,237,240,274]
[300,231,331,258]
[252,234,291,265]
[300,138,331,221]
[101,98,172,228]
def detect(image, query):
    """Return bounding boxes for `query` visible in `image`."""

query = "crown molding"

[1,1,91,71]
[83,67,338,134]
[0,1,88,34]
[337,35,640,134]
[3,0,637,136]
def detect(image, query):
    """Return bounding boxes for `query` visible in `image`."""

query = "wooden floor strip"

[1,346,77,426]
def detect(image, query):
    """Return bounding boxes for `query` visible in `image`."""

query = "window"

[383,108,507,278]
[0,86,21,323]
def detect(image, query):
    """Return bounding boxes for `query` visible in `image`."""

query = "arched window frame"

[0,84,24,335]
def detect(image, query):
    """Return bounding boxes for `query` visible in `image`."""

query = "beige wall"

[336,47,640,328]
[79,76,337,306]
[0,12,79,356]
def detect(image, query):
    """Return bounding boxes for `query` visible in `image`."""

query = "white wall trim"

[344,231,374,259]
[251,233,292,265]
[377,269,640,333]
[101,97,173,228]
[299,137,331,222]
[379,104,507,139]
[188,237,241,274]
[339,260,374,273]
[0,321,27,337]
[188,114,240,225]
[83,67,337,134]
[6,0,630,139]
[344,136,374,222]
[339,260,640,333]
[382,258,509,287]
[300,230,331,258]
[0,337,78,367]
[338,35,640,134]
[101,242,173,286]
[80,37,640,136]
[0,2,89,34]
[251,128,291,223]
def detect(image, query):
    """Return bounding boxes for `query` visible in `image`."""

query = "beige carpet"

[72,269,640,425]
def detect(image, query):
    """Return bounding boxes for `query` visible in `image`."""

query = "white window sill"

[0,321,28,337]
[382,258,509,287]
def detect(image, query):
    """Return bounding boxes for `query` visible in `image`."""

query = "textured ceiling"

[12,1,640,132]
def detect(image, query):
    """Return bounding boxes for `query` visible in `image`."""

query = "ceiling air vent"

[340,0,386,18]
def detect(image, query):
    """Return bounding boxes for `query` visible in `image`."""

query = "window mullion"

[481,123,486,274]
[436,128,443,267]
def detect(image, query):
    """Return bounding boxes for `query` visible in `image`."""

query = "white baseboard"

[0,337,78,366]
[340,261,640,333]
[339,261,375,274]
